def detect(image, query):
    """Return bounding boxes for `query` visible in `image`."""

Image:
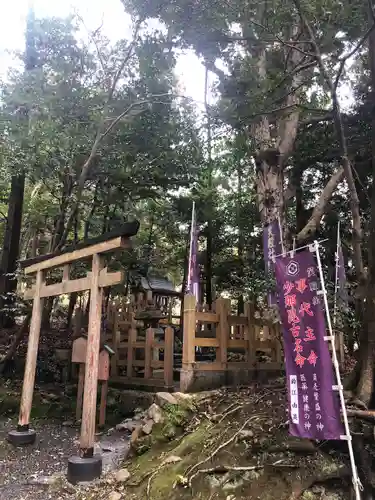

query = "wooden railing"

[105,301,174,389]
[182,295,283,374]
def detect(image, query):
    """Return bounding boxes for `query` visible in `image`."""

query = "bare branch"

[293,0,365,279]
[300,113,333,125]
[334,21,375,90]
[248,19,316,58]
[203,60,227,83]
[108,18,143,100]
[296,166,344,242]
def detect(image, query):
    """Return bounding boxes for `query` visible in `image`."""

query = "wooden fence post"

[182,294,196,368]
[180,294,196,392]
[79,253,103,458]
[164,326,174,388]
[17,269,45,436]
[244,302,256,369]
[127,323,137,378]
[216,298,230,369]
[111,303,120,376]
[144,327,154,380]
[76,363,85,422]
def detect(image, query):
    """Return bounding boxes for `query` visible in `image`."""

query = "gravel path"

[0,418,78,500]
[0,418,130,500]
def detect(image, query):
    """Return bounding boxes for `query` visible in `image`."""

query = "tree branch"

[203,60,227,83]
[293,0,365,279]
[296,166,344,242]
[334,21,375,90]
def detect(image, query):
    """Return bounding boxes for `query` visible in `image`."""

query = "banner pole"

[186,201,195,293]
[314,240,362,500]
[333,222,340,327]
[277,215,286,256]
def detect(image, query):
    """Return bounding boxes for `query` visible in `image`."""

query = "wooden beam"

[182,294,196,369]
[24,270,124,299]
[228,315,248,326]
[195,337,220,348]
[196,311,219,323]
[79,254,104,457]
[20,220,140,269]
[164,326,174,387]
[24,236,130,274]
[110,376,168,388]
[18,270,45,428]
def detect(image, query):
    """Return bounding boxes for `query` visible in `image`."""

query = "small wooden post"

[79,254,104,457]
[216,298,230,369]
[182,294,196,369]
[127,324,137,378]
[18,269,44,429]
[111,303,120,376]
[98,350,110,428]
[76,364,85,422]
[244,302,256,368]
[144,327,154,380]
[164,326,174,387]
[180,294,196,392]
[99,382,108,428]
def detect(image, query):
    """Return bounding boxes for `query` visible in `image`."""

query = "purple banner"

[186,204,200,303]
[263,220,282,306]
[275,250,344,440]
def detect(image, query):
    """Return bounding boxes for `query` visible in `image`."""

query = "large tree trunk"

[204,67,213,307]
[0,175,25,327]
[0,10,38,327]
[256,149,285,229]
[355,1,375,407]
[237,159,245,314]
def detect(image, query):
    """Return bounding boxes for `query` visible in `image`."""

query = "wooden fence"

[89,293,345,392]
[181,295,283,391]
[104,300,174,389]
[180,294,345,392]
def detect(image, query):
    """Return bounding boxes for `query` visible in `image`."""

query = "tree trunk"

[256,150,285,228]
[0,9,38,327]
[355,1,375,407]
[204,67,213,307]
[237,158,244,314]
[67,292,78,331]
[0,175,25,327]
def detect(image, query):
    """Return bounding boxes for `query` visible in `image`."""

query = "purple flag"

[186,202,199,302]
[275,250,344,440]
[263,220,283,306]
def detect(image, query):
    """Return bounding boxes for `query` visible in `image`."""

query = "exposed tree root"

[267,439,316,454]
[289,466,350,499]
[347,409,375,421]
[185,415,261,484]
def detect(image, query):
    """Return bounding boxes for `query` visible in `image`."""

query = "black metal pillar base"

[67,455,102,484]
[7,427,36,446]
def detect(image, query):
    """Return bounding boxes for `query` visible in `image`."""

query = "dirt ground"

[0,419,78,500]
[0,380,364,500]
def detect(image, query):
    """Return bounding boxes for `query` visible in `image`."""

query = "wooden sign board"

[72,337,87,364]
[98,350,110,381]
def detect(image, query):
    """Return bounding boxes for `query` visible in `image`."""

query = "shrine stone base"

[67,455,102,484]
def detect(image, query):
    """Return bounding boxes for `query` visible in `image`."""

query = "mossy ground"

[0,382,352,500]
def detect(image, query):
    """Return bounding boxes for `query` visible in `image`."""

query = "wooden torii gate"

[7,222,139,483]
